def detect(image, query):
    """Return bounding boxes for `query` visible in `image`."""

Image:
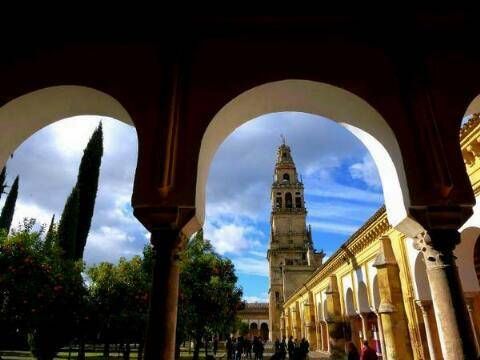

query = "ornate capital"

[414,231,458,270]
[378,301,396,314]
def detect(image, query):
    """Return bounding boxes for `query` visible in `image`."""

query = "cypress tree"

[0,166,6,201]
[74,122,103,259]
[44,214,56,249]
[0,175,19,233]
[57,186,80,260]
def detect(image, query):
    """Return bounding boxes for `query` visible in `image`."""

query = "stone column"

[359,312,369,341]
[305,292,317,349]
[144,228,184,360]
[465,296,480,355]
[373,235,413,360]
[415,230,477,359]
[324,275,346,358]
[371,310,386,360]
[415,300,437,360]
[280,312,286,339]
[315,322,321,351]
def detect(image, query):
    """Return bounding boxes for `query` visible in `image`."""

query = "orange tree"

[86,249,151,359]
[177,230,243,360]
[0,219,86,360]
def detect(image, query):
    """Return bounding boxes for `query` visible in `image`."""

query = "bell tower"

[267,140,325,341]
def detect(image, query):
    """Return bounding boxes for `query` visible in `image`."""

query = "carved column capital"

[413,231,458,270]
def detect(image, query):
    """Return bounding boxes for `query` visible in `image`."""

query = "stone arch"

[465,94,480,118]
[195,79,420,238]
[357,281,370,313]
[457,226,480,291]
[345,288,356,316]
[414,253,432,300]
[260,322,269,341]
[0,85,133,168]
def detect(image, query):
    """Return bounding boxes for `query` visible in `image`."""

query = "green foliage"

[237,321,250,336]
[75,123,103,259]
[57,186,80,259]
[0,218,86,360]
[86,250,151,350]
[0,175,19,233]
[177,229,243,356]
[44,215,56,250]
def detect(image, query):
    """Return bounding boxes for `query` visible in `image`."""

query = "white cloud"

[84,226,139,264]
[243,293,269,303]
[10,199,53,231]
[232,257,269,277]
[309,221,359,235]
[204,220,264,255]
[349,155,382,189]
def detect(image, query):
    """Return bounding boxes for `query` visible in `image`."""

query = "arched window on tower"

[283,173,290,182]
[276,196,282,208]
[285,192,293,208]
[295,196,302,208]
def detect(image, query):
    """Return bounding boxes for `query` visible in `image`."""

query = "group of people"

[347,340,378,360]
[272,336,310,360]
[226,335,265,360]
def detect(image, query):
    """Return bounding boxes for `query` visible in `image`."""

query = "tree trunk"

[103,341,110,359]
[77,337,85,360]
[175,343,181,360]
[193,335,202,360]
[138,340,144,360]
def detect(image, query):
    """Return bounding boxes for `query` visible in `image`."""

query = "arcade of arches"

[282,115,480,360]
[1,16,480,359]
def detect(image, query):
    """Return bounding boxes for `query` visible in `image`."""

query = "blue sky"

[0,112,384,302]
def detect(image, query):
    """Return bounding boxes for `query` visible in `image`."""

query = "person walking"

[300,338,309,360]
[280,336,287,360]
[287,336,294,359]
[360,340,378,360]
[347,342,360,360]
[226,336,233,360]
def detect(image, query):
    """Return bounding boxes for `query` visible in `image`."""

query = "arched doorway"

[260,322,269,341]
[250,322,258,338]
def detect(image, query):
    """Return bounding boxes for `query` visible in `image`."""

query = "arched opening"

[285,192,293,209]
[250,322,258,338]
[475,236,480,286]
[260,322,269,341]
[0,86,133,168]
[357,282,370,313]
[345,288,356,317]
[0,87,146,352]
[283,173,290,182]
[196,80,421,238]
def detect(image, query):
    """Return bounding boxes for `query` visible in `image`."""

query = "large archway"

[195,79,420,238]
[0,85,133,168]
